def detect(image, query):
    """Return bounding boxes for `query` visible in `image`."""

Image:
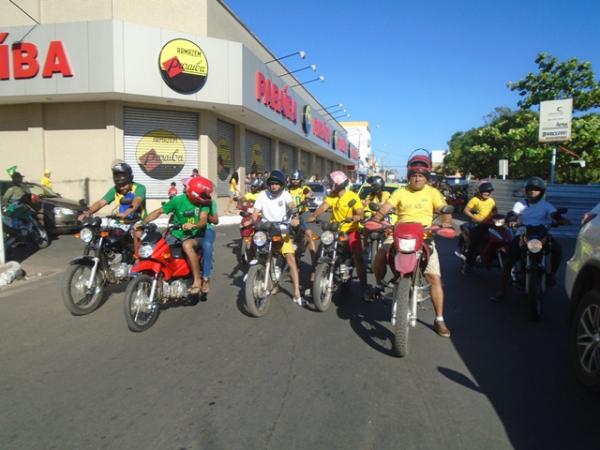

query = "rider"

[251,169,306,306]
[2,171,29,206]
[307,171,369,299]
[463,181,497,270]
[492,176,567,301]
[239,178,264,207]
[288,170,318,278]
[362,175,391,216]
[142,176,214,295]
[370,153,454,337]
[78,160,147,255]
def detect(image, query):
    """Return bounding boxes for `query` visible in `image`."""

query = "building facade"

[0,0,359,211]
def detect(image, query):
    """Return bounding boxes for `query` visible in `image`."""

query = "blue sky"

[224,0,600,172]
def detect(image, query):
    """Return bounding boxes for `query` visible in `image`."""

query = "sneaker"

[434,320,451,337]
[293,296,307,307]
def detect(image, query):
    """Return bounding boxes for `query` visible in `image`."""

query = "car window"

[307,184,325,193]
[26,182,59,198]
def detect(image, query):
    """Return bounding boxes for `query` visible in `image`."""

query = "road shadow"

[436,237,600,450]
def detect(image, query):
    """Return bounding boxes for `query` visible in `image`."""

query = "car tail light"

[582,212,597,226]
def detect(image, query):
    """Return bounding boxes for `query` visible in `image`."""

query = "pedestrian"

[191,168,199,178]
[168,181,178,199]
[40,169,52,190]
[226,171,240,214]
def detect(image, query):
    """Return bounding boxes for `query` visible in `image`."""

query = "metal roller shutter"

[246,130,271,174]
[299,150,312,178]
[124,107,198,199]
[314,156,323,180]
[216,119,235,196]
[279,142,296,175]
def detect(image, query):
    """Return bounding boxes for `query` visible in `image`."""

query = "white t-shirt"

[254,190,293,222]
[512,199,556,226]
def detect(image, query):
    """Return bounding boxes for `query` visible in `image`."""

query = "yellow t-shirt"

[465,196,496,221]
[325,190,362,233]
[40,176,52,189]
[289,185,311,212]
[364,190,391,209]
[387,185,446,227]
[229,178,238,193]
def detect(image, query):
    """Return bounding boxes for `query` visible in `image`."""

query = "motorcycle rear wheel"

[392,278,412,357]
[312,262,333,312]
[527,270,543,320]
[244,264,271,317]
[33,223,49,249]
[124,274,160,332]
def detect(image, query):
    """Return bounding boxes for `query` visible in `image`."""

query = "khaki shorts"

[383,236,441,276]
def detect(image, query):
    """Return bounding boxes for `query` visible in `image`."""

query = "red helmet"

[186,176,213,205]
[406,150,432,178]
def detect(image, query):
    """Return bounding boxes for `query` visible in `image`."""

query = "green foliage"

[443,54,600,183]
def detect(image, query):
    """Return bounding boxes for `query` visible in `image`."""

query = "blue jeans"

[199,228,216,279]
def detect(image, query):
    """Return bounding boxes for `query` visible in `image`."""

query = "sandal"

[188,285,201,295]
[293,296,307,306]
[201,278,210,294]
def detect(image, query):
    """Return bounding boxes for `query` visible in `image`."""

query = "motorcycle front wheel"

[124,274,160,332]
[527,269,543,320]
[244,264,271,317]
[392,277,412,357]
[312,262,333,312]
[61,264,105,315]
[33,222,49,249]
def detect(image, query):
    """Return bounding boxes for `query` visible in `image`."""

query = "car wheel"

[572,289,600,392]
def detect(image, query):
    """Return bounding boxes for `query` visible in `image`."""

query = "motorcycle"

[363,202,396,272]
[365,206,456,357]
[513,208,568,320]
[239,200,256,266]
[61,215,135,315]
[243,219,294,317]
[2,194,49,252]
[123,220,204,332]
[455,213,515,272]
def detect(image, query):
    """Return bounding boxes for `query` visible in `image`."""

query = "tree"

[508,53,600,111]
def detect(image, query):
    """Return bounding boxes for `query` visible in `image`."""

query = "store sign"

[336,136,348,153]
[0,32,73,80]
[539,98,573,142]
[350,145,359,161]
[312,116,331,144]
[136,129,186,180]
[255,71,297,123]
[159,38,208,94]
[302,105,312,135]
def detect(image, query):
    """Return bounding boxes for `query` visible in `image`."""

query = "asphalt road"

[0,225,598,450]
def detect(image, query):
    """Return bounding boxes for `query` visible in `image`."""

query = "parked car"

[565,201,600,392]
[305,182,327,212]
[1,180,87,234]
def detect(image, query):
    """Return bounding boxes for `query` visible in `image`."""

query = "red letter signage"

[255,71,297,124]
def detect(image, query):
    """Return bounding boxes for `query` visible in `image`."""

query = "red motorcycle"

[365,214,456,357]
[455,213,515,272]
[123,222,203,332]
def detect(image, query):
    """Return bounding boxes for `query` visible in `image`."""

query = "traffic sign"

[539,99,573,142]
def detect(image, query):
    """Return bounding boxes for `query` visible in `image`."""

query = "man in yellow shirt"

[370,154,453,337]
[288,170,318,276]
[40,169,52,190]
[463,181,496,269]
[362,175,391,215]
[308,170,368,297]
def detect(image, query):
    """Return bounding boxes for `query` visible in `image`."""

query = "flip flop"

[201,279,210,294]
[189,285,201,295]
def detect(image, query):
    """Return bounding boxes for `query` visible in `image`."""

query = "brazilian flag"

[6,166,17,177]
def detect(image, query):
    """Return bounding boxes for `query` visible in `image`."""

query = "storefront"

[0,1,359,211]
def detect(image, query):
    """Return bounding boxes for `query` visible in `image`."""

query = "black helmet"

[478,181,494,193]
[290,170,303,182]
[112,161,133,185]
[266,170,286,198]
[250,178,264,192]
[525,176,546,192]
[367,175,385,193]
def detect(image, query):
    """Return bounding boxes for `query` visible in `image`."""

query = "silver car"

[306,182,327,212]
[565,201,600,391]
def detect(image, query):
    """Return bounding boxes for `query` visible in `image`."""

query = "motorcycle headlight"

[139,244,154,258]
[526,239,543,253]
[253,231,267,247]
[493,219,505,227]
[320,230,335,246]
[79,227,94,243]
[399,238,417,252]
[54,207,75,215]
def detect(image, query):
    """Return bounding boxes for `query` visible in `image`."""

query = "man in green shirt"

[143,176,215,295]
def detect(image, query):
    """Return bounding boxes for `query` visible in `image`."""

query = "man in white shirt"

[251,170,306,306]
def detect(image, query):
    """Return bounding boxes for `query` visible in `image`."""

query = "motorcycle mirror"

[369,202,380,212]
[440,205,454,214]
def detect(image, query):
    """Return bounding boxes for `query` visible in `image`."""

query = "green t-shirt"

[162,194,210,240]
[101,182,147,219]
